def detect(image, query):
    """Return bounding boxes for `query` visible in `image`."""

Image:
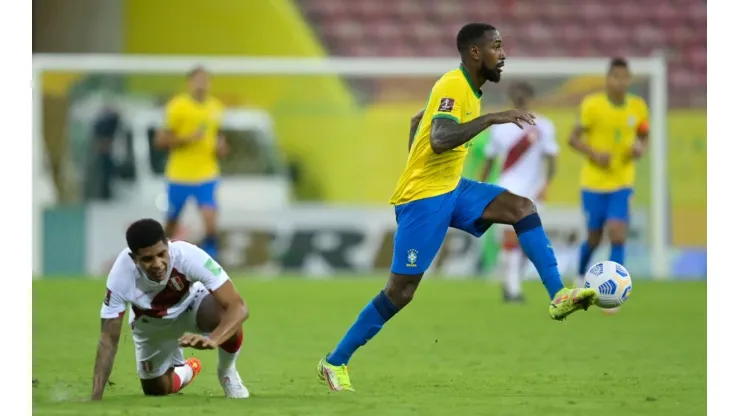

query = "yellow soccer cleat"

[549,287,598,321]
[317,355,354,392]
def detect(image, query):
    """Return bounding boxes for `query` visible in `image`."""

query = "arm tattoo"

[91,318,123,399]
[430,116,494,154]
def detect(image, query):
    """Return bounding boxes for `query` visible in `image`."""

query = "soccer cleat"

[317,355,354,391]
[549,287,598,321]
[186,357,202,378]
[219,369,250,399]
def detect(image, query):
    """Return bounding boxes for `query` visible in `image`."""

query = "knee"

[607,223,627,245]
[384,282,417,309]
[511,196,537,223]
[586,230,603,247]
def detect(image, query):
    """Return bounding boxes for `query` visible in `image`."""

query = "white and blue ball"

[584,261,632,309]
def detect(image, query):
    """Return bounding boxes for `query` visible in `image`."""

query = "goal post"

[31,54,669,278]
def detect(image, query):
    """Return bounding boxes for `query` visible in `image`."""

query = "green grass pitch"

[33,277,706,416]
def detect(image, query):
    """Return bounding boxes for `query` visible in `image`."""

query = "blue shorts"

[391,178,507,275]
[167,180,218,221]
[581,188,633,231]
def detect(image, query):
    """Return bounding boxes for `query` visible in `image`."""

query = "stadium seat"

[295,0,706,107]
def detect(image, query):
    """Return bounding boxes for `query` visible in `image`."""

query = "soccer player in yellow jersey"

[569,58,650,288]
[155,67,227,260]
[317,23,598,392]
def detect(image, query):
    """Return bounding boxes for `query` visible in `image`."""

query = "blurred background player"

[91,219,249,400]
[155,67,228,260]
[479,82,558,303]
[569,58,650,291]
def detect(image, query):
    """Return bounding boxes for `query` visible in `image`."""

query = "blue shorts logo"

[406,249,418,268]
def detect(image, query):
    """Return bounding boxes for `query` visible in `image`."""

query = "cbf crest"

[406,249,418,267]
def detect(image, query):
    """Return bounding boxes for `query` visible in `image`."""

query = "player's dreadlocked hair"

[609,57,629,73]
[126,219,167,254]
[456,23,497,54]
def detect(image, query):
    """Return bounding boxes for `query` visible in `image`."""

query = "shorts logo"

[406,249,418,267]
[438,98,455,112]
[628,116,636,127]
[169,275,184,291]
[103,289,112,306]
[140,360,153,373]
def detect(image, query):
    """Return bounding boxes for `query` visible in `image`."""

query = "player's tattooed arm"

[430,110,535,154]
[91,316,124,401]
[408,109,424,151]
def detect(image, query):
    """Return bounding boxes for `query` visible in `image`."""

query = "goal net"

[32,55,669,278]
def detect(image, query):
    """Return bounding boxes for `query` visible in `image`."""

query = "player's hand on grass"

[490,110,537,129]
[179,333,218,350]
[590,151,611,167]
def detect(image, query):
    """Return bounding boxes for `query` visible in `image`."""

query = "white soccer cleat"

[219,370,250,399]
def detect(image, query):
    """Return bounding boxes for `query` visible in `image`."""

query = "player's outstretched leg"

[140,358,202,396]
[319,188,450,391]
[196,294,250,398]
[318,273,420,391]
[480,191,598,320]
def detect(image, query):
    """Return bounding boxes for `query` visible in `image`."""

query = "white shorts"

[131,284,210,379]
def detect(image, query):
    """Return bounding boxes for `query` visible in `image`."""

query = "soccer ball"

[584,261,632,309]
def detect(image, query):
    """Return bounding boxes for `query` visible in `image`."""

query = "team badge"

[438,98,455,112]
[407,249,418,267]
[169,275,184,291]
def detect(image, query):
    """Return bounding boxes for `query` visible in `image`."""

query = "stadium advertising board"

[85,204,650,278]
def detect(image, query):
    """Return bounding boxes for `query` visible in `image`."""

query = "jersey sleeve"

[578,96,595,130]
[178,242,230,292]
[541,120,559,155]
[100,251,130,319]
[164,97,184,131]
[484,127,502,158]
[429,77,468,124]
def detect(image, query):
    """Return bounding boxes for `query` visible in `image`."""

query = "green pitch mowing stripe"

[33,278,706,416]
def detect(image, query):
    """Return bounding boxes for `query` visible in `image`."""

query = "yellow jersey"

[163,93,224,183]
[578,92,650,191]
[390,66,482,204]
